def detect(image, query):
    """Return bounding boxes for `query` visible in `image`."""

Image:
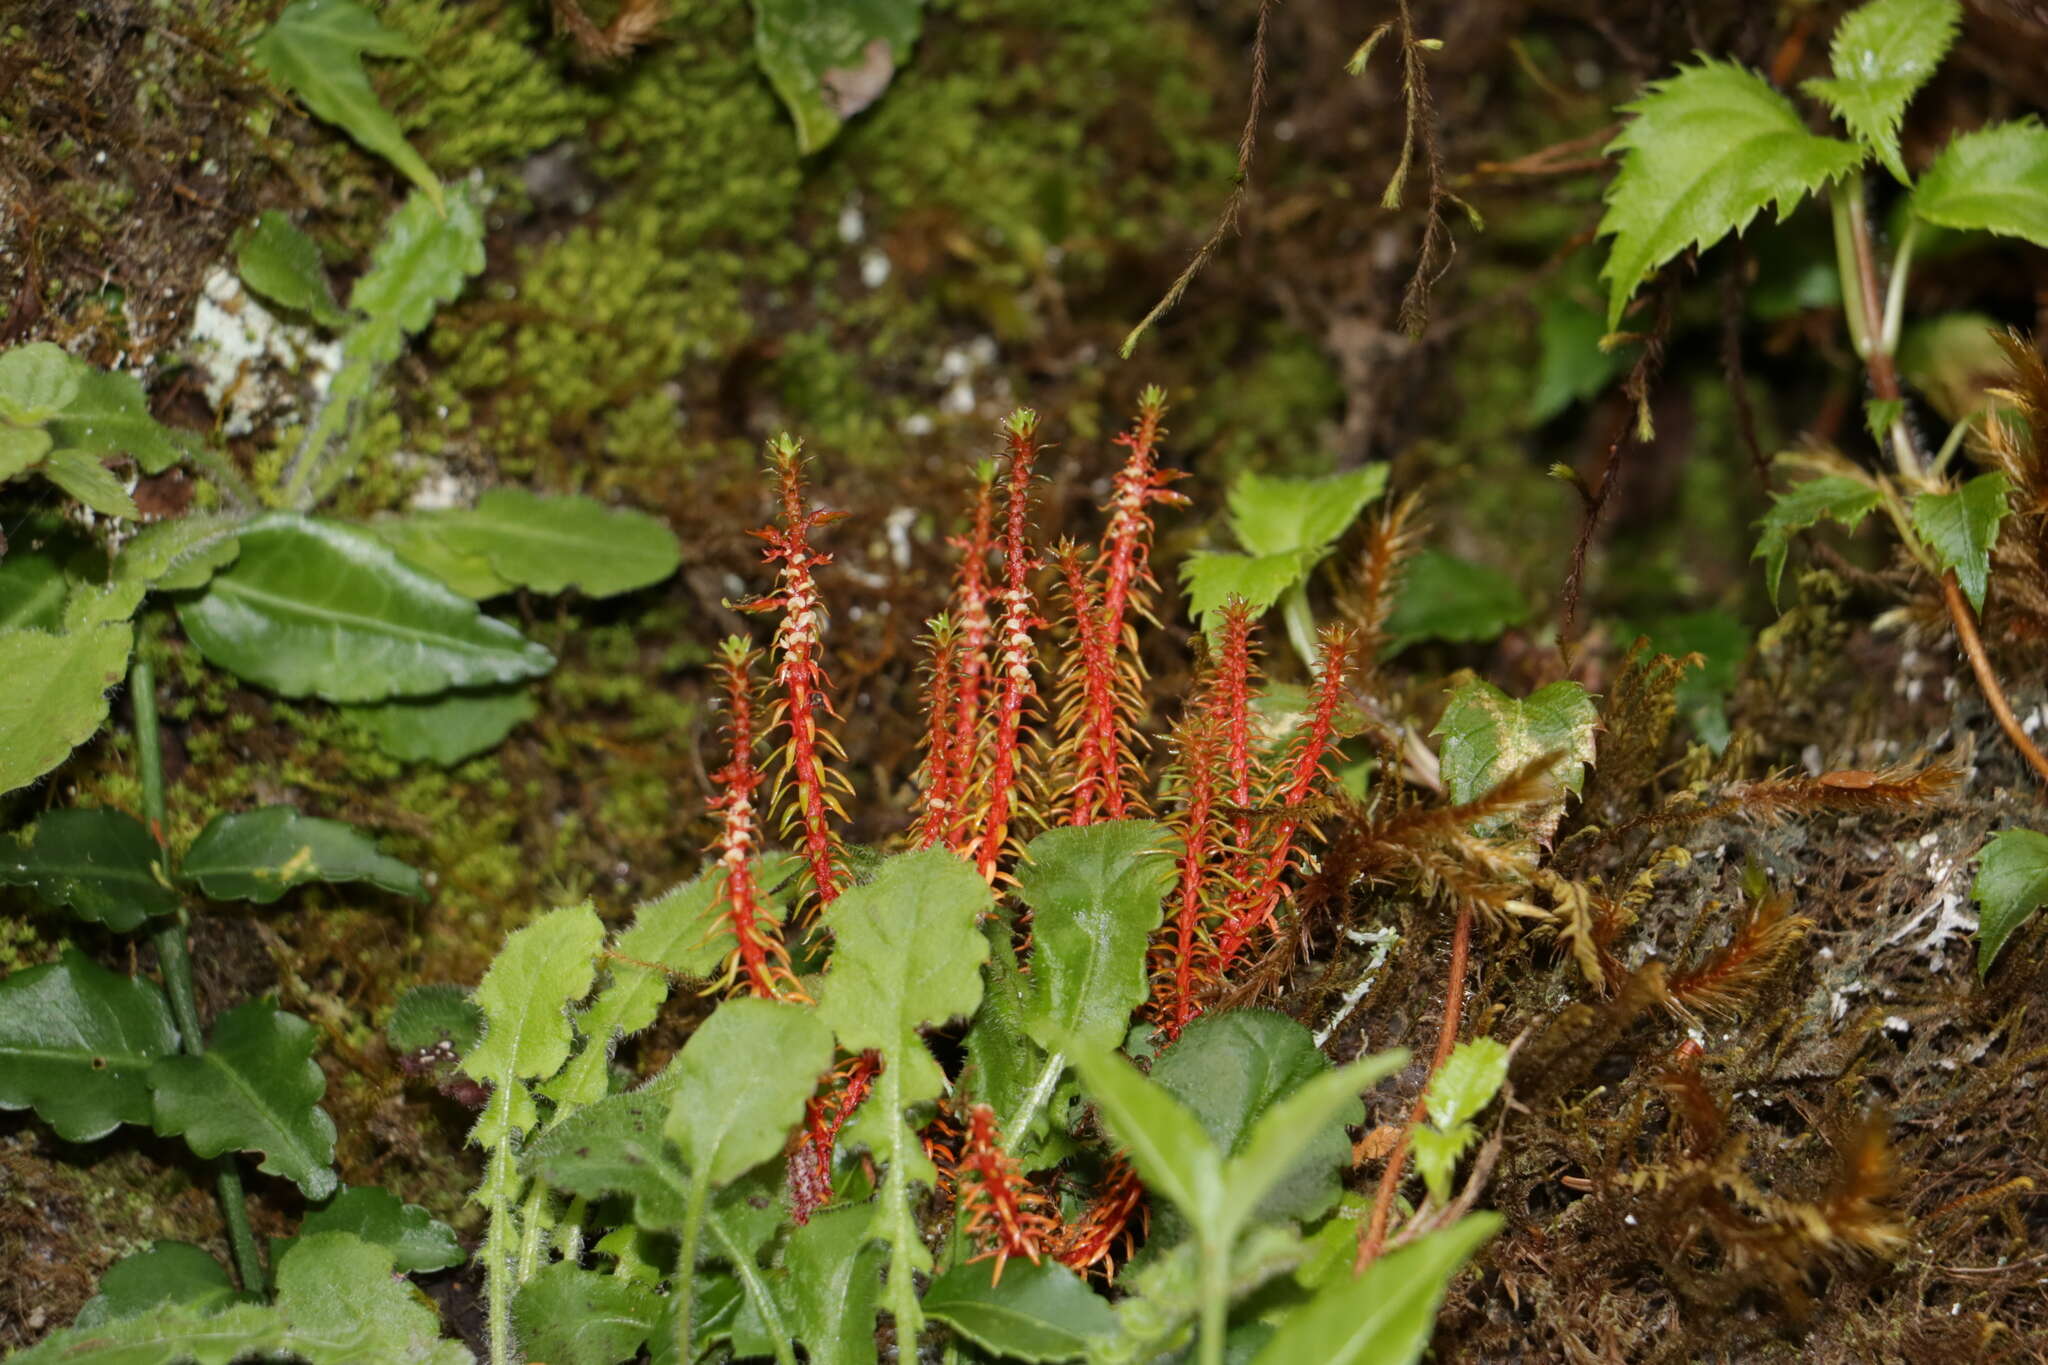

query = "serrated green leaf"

[922,1258,1115,1363]
[462,903,605,1144]
[1973,827,2048,975]
[752,0,925,155]
[0,341,82,423]
[0,543,73,631]
[1225,467,1389,557]
[112,516,243,593]
[0,423,53,478]
[1016,821,1174,1056]
[527,1088,690,1227]
[1433,676,1598,826]
[816,848,992,1339]
[1151,1011,1359,1229]
[1383,549,1527,652]
[150,1000,338,1199]
[43,448,140,520]
[347,684,538,766]
[1249,1214,1500,1365]
[176,513,554,703]
[0,621,133,796]
[1599,59,1862,330]
[61,580,147,633]
[1752,473,1885,603]
[1910,118,2048,246]
[47,368,196,475]
[1181,548,1325,634]
[0,949,179,1142]
[1912,471,2010,611]
[1424,1038,1509,1130]
[180,805,424,904]
[349,186,485,331]
[780,1204,886,1365]
[0,807,181,930]
[1802,0,1961,181]
[237,211,348,328]
[512,1262,661,1365]
[386,983,484,1054]
[248,0,441,209]
[393,490,683,599]
[1411,1120,1478,1206]
[280,1185,464,1274]
[75,1242,241,1327]
[666,997,833,1188]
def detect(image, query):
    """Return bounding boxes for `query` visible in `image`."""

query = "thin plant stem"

[710,1213,797,1365]
[1000,1051,1066,1158]
[1829,185,1872,361]
[1355,904,1472,1271]
[668,1178,711,1365]
[1941,574,2048,783]
[1880,218,1918,356]
[132,659,267,1297]
[1198,1236,1230,1365]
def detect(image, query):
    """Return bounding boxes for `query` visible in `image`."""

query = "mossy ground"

[5,1,2048,1359]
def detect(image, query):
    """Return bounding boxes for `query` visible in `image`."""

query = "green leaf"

[350,186,486,332]
[1802,0,1961,181]
[1225,467,1389,557]
[528,1089,690,1227]
[0,948,179,1142]
[150,999,338,1199]
[1016,821,1174,1056]
[347,684,538,766]
[512,1262,661,1365]
[0,542,73,630]
[1181,548,1325,634]
[237,211,348,328]
[0,423,53,478]
[1912,471,2010,612]
[1151,1011,1359,1229]
[47,368,196,475]
[1526,281,1626,424]
[461,903,605,1143]
[1910,118,2048,247]
[113,516,243,593]
[922,1258,1116,1363]
[1383,550,1527,652]
[960,920,1046,1147]
[1066,1043,1222,1235]
[751,0,925,155]
[1598,59,1862,330]
[43,448,140,520]
[0,807,181,930]
[75,1242,240,1327]
[177,513,554,703]
[1433,676,1599,817]
[1898,311,2015,421]
[815,847,993,1339]
[392,490,683,599]
[386,983,484,1054]
[782,1204,887,1365]
[1424,1038,1509,1130]
[1973,828,2048,975]
[1215,1049,1407,1237]
[1753,473,1885,603]
[0,621,132,796]
[282,1185,464,1274]
[1636,611,1750,753]
[1249,1214,1500,1365]
[666,997,834,1187]
[180,805,424,904]
[367,515,513,598]
[248,0,442,209]
[0,341,82,423]
[1410,1120,1478,1206]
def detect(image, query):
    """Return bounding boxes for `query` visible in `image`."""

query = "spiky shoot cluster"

[706,638,798,1000]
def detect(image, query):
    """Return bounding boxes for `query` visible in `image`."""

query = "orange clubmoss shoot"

[788,1050,881,1225]
[1055,1155,1147,1282]
[914,615,971,850]
[706,637,798,1000]
[975,410,1044,882]
[954,1104,1057,1285]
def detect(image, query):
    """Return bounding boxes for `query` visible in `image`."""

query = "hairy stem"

[1198,1236,1230,1365]
[1000,1051,1066,1158]
[709,1210,797,1365]
[133,660,266,1297]
[668,1177,711,1365]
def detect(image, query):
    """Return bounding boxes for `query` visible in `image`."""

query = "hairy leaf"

[0,622,132,796]
[512,1262,660,1365]
[1973,828,2048,975]
[348,187,486,332]
[177,514,553,703]
[1383,549,1526,652]
[237,211,348,327]
[781,1205,886,1365]
[1599,59,1861,329]
[348,685,538,766]
[386,984,484,1055]
[393,490,683,599]
[462,903,605,1144]
[922,1258,1115,1363]
[1753,473,1886,603]
[181,805,424,904]
[1434,676,1598,819]
[667,997,833,1188]
[528,1089,689,1228]
[1226,467,1389,557]
[1912,471,2010,611]
[248,0,441,208]
[752,0,924,154]
[0,949,179,1142]
[0,807,180,930]
[0,342,81,423]
[150,1000,338,1199]
[1017,821,1175,1056]
[113,516,243,593]
[1249,1214,1500,1365]
[48,368,196,475]
[1214,1049,1406,1238]
[0,542,73,630]
[43,449,139,520]
[1910,118,2048,246]
[75,1242,240,1327]
[1802,0,1961,181]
